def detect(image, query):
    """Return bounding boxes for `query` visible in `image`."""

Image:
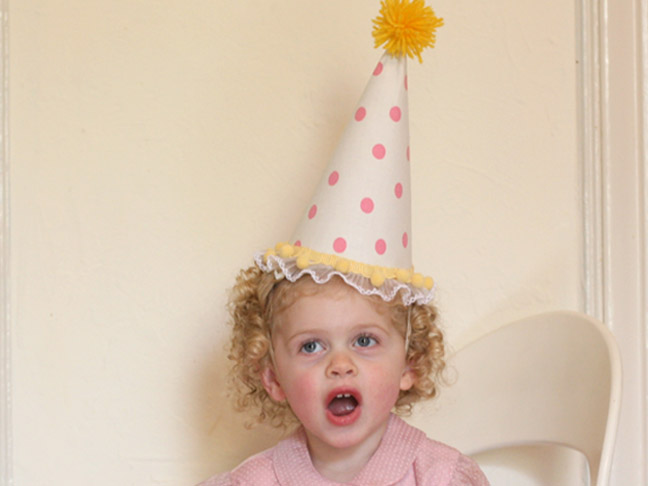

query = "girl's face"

[261,279,414,460]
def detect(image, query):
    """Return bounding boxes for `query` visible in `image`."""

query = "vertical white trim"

[0,1,9,485]
[638,0,648,481]
[581,0,648,483]
[579,0,606,321]
[598,0,614,329]
[605,0,648,479]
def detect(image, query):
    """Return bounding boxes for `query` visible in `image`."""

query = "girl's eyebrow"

[351,322,392,334]
[282,327,327,343]
[284,323,390,341]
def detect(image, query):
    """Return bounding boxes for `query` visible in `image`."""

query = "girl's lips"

[325,387,362,406]
[325,388,362,426]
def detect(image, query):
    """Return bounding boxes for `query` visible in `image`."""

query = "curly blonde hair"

[226,264,446,428]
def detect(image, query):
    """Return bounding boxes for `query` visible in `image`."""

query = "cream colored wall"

[9,1,582,484]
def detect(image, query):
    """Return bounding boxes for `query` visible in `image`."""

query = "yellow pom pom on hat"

[255,0,442,305]
[373,0,444,62]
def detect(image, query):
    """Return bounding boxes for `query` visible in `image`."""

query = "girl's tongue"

[328,394,358,416]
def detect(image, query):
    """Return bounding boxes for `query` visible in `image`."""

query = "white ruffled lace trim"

[254,252,434,306]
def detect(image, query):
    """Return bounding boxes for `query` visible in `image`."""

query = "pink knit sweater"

[199,414,489,485]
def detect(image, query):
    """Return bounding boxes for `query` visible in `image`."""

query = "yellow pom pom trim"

[335,259,351,273]
[296,255,310,269]
[279,243,294,259]
[396,268,411,283]
[372,0,443,63]
[411,273,424,288]
[264,243,434,291]
[371,269,386,288]
[263,248,276,262]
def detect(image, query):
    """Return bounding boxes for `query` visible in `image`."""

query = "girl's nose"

[326,351,358,378]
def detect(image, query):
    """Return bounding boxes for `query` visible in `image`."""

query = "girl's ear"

[399,366,416,392]
[260,366,286,402]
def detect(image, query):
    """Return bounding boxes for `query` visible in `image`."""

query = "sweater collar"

[273,414,426,485]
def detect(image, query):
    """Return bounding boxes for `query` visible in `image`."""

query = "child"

[199,269,489,485]
[201,1,490,484]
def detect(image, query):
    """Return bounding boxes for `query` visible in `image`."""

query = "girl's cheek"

[283,372,321,424]
[366,367,404,406]
[286,372,319,400]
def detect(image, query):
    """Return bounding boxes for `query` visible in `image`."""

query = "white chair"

[407,311,622,486]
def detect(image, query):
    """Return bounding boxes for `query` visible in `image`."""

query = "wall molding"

[638,0,648,481]
[579,0,605,322]
[580,0,648,483]
[0,1,9,485]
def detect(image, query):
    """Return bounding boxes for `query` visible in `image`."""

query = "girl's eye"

[300,341,323,354]
[355,335,377,348]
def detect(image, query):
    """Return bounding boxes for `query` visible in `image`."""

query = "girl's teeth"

[336,393,351,398]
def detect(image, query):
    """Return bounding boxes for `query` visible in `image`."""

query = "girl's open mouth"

[328,393,358,416]
[326,389,362,426]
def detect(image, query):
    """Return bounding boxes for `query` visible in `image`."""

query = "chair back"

[407,311,622,486]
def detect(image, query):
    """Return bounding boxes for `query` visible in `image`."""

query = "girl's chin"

[306,414,391,452]
[308,430,367,452]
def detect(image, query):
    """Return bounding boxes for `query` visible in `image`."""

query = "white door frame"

[580,0,647,483]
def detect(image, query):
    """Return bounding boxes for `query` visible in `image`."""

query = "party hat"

[256,0,443,305]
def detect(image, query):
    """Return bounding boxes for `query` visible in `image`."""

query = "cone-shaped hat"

[256,0,443,305]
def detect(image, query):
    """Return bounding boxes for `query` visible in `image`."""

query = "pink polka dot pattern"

[360,197,374,213]
[372,144,386,159]
[283,54,415,280]
[333,237,347,253]
[375,239,387,255]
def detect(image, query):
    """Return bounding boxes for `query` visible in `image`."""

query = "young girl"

[199,268,489,485]
[201,1,490,483]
